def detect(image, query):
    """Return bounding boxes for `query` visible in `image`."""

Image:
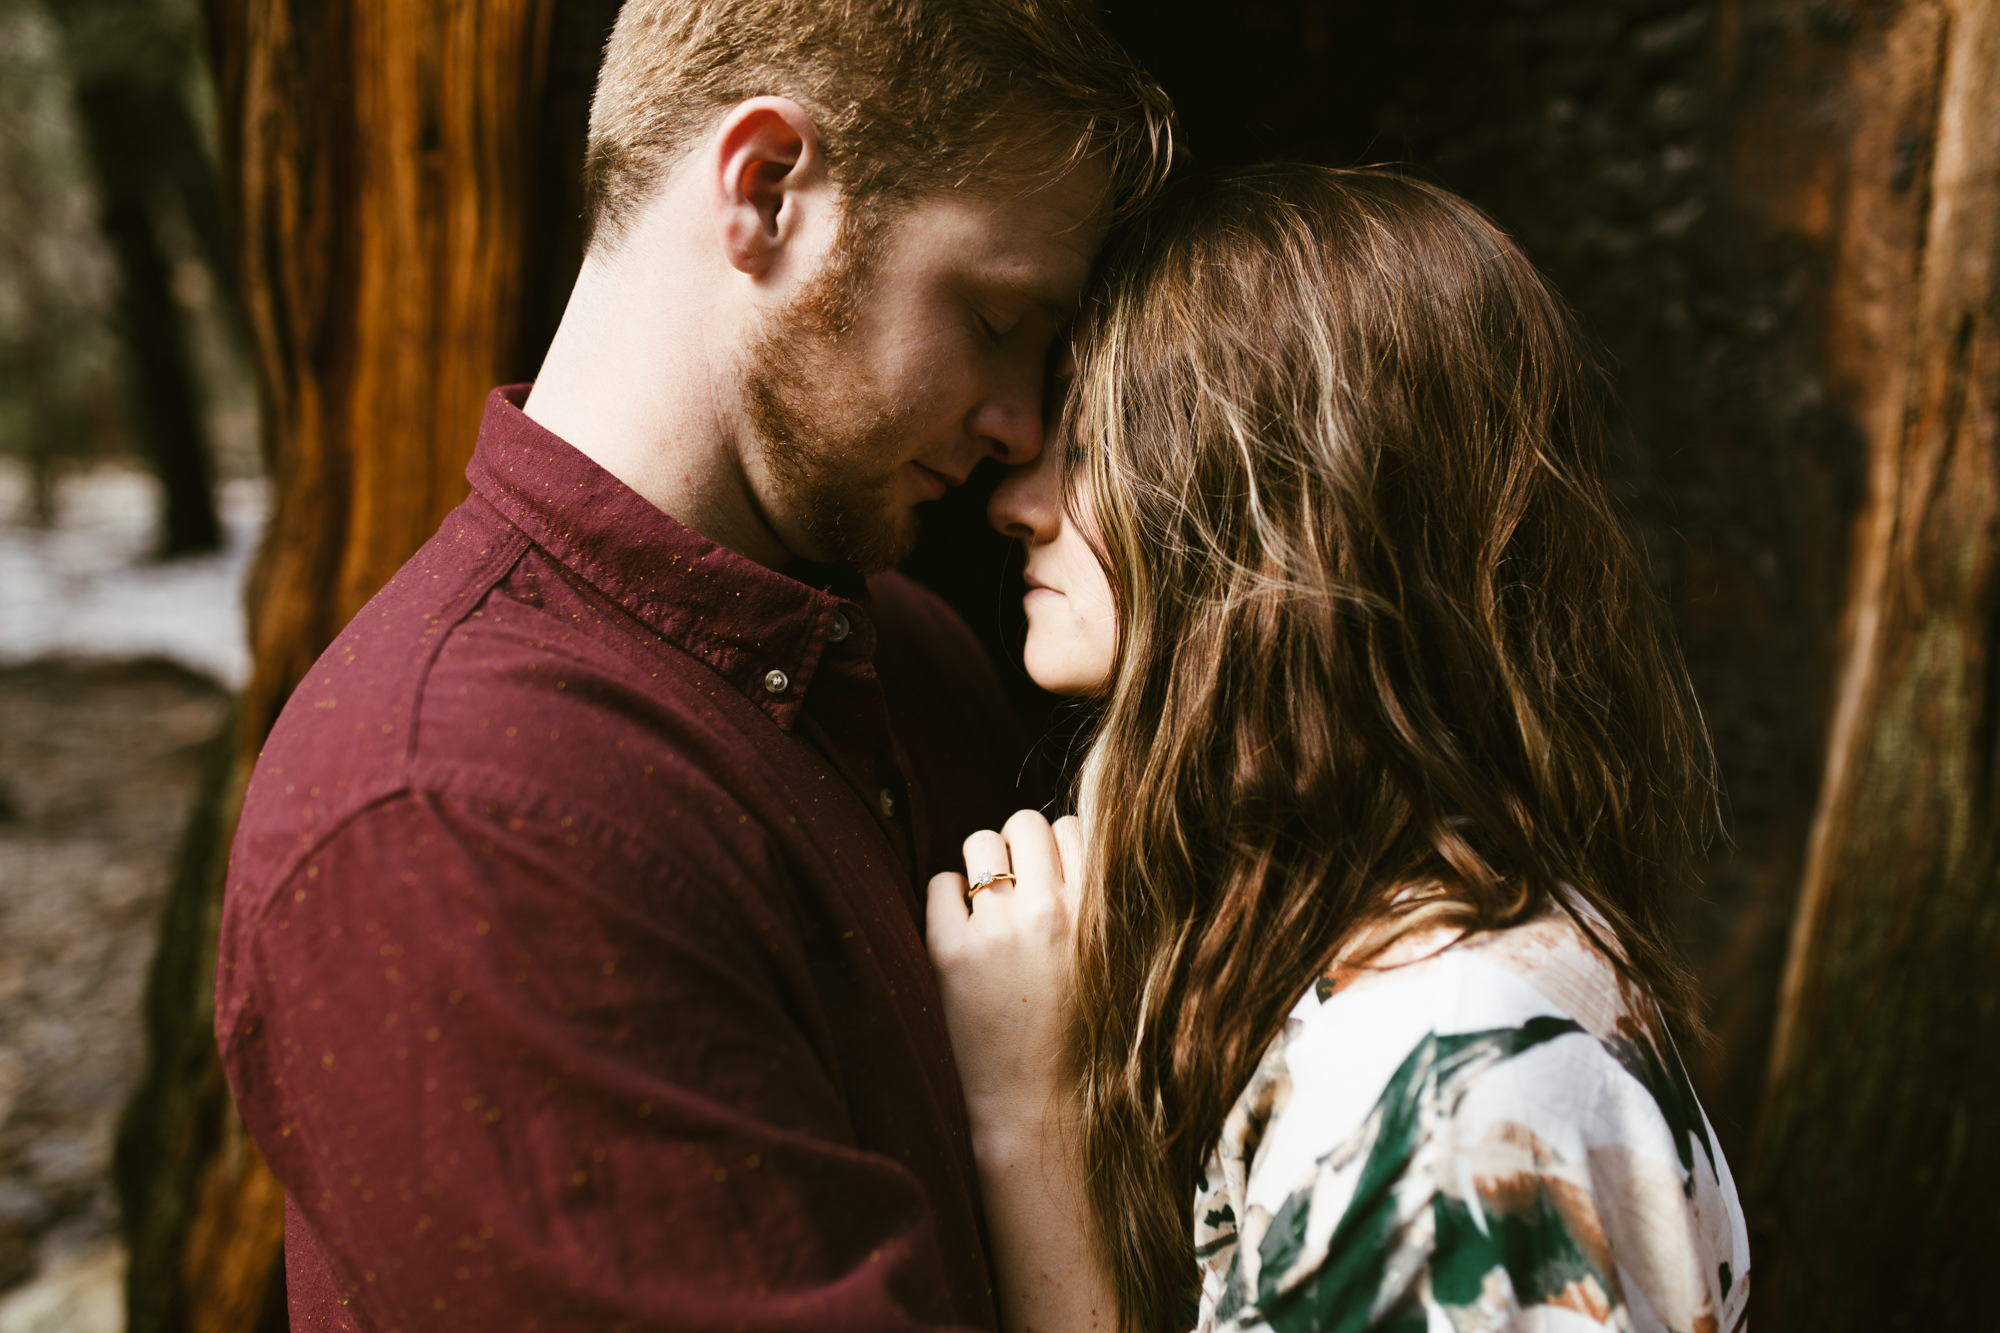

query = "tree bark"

[117,1,617,1326]
[220,0,556,742]
[1752,0,2000,1325]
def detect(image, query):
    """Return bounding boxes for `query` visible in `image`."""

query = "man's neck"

[523,244,795,571]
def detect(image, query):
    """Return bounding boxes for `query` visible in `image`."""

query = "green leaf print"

[1199,1205,1240,1261]
[1254,1016,1583,1333]
[1430,1183,1611,1309]
[1601,1026,1716,1198]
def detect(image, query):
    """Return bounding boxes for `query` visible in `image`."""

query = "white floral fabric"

[1191,901,1750,1333]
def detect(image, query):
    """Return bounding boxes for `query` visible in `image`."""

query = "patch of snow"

[0,1238,124,1333]
[0,461,263,689]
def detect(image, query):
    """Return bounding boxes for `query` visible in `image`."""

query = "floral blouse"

[1191,900,1750,1333]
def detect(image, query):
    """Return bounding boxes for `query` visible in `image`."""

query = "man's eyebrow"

[965,264,1086,320]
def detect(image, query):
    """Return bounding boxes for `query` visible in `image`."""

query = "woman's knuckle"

[1002,808,1047,839]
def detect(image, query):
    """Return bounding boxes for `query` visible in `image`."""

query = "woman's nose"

[988,449,1061,542]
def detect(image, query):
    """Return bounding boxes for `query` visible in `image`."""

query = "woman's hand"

[926,810,1087,1142]
[927,810,1113,1332]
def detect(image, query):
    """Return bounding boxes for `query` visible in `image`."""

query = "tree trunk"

[51,0,225,557]
[116,1,618,1326]
[1752,0,2000,1325]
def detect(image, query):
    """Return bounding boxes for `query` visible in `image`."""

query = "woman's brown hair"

[1058,165,1716,1330]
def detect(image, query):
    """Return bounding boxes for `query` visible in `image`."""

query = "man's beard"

[741,242,923,574]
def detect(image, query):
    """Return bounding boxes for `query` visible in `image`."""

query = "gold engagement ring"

[965,870,1017,901]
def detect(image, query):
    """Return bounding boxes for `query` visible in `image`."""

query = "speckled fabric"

[217,387,1025,1331]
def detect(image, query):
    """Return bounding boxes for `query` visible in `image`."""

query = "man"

[213,3,1172,1328]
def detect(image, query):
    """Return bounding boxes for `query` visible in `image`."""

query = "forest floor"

[0,462,253,1331]
[0,660,227,1330]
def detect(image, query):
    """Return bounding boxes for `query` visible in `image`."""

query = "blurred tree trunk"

[15,289,63,528]
[114,1,617,1327]
[49,0,224,557]
[1751,0,2000,1325]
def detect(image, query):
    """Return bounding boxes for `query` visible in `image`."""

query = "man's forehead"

[896,168,1110,280]
[976,157,1114,234]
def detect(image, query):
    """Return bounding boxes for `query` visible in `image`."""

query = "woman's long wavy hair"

[1058,166,1716,1331]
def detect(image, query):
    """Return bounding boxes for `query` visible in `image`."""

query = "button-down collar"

[466,386,868,731]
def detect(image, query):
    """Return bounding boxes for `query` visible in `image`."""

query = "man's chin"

[854,507,922,574]
[783,501,919,575]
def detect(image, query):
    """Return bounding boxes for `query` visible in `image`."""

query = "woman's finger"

[962,828,1014,908]
[1050,815,1086,916]
[927,870,971,948]
[1001,809,1061,905]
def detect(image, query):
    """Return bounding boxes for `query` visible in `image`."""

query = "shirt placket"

[796,615,916,897]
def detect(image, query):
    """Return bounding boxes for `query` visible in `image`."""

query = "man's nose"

[988,450,1058,540]
[966,365,1045,465]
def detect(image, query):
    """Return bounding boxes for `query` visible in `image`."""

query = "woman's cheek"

[1021,603,1081,696]
[1071,592,1118,691]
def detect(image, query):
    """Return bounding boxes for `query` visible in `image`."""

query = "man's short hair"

[584,0,1175,251]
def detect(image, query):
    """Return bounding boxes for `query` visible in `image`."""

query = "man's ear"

[710,97,826,279]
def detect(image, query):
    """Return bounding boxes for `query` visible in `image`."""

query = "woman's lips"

[1022,572,1061,600]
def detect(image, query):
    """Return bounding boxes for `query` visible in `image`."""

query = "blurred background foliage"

[0,0,255,551]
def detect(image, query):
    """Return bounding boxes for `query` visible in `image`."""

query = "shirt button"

[762,668,790,695]
[828,612,851,643]
[878,788,896,818]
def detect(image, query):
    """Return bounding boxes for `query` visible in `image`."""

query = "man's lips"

[910,462,961,499]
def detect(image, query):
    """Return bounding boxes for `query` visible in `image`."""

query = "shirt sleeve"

[1199,1006,1745,1333]
[218,784,983,1332]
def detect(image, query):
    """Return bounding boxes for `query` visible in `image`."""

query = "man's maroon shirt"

[216,388,1029,1330]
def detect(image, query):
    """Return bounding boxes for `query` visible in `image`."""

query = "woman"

[926,166,1750,1333]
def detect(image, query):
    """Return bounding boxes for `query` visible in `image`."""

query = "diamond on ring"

[971,870,1017,890]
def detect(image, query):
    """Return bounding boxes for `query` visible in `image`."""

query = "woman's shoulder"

[1193,902,1750,1333]
[1304,893,1636,1037]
